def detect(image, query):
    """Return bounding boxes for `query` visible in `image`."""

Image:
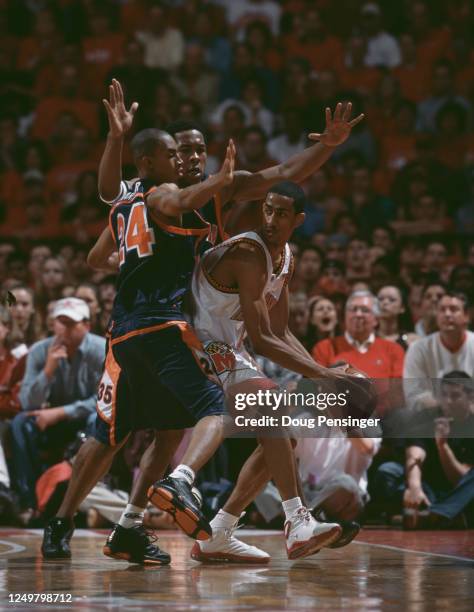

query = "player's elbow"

[99,186,119,203]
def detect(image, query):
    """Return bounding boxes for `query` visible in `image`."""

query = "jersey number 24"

[116,203,156,266]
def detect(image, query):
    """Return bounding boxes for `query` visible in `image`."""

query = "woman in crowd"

[307,296,340,351]
[36,256,67,319]
[0,306,17,391]
[377,284,418,351]
[75,283,103,335]
[9,286,44,349]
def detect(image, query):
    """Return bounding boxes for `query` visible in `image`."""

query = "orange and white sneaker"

[284,507,342,560]
[191,519,270,564]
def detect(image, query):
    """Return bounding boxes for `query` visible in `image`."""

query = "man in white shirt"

[404,292,474,411]
[212,0,282,37]
[360,3,401,69]
[296,429,382,521]
[135,4,184,71]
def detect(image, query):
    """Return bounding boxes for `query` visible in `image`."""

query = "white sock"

[210,509,238,531]
[169,464,195,486]
[282,497,304,521]
[118,504,145,529]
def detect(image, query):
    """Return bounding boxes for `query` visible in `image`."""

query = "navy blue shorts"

[94,320,225,446]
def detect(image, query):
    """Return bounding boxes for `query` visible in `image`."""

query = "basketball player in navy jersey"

[42,130,236,564]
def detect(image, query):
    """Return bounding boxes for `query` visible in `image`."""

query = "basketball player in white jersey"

[186,181,357,563]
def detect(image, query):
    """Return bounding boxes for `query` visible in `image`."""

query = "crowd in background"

[0,0,473,529]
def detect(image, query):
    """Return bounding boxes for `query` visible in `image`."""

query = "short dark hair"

[165,120,205,139]
[440,370,472,392]
[130,129,170,159]
[421,277,445,298]
[267,181,306,214]
[442,370,471,382]
[440,290,470,311]
[243,125,267,141]
[300,243,324,261]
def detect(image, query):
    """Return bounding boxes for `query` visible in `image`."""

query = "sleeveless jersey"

[109,193,212,331]
[191,231,293,349]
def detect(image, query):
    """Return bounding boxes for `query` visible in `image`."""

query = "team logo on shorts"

[205,341,236,374]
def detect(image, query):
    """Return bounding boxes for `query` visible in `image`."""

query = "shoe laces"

[289,507,312,530]
[133,524,158,546]
[222,512,246,538]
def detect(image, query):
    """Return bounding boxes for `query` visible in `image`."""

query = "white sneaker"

[191,519,270,564]
[285,507,342,560]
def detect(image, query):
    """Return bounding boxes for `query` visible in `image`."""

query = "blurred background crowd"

[0,0,473,531]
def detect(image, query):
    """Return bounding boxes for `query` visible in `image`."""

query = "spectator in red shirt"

[312,290,405,378]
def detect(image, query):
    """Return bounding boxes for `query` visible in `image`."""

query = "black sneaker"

[103,524,171,565]
[327,520,360,548]
[41,517,75,559]
[311,509,360,549]
[148,477,211,541]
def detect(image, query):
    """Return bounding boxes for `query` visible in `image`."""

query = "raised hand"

[308,102,364,147]
[102,79,138,138]
[216,139,236,186]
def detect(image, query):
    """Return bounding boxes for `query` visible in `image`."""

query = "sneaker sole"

[103,546,170,566]
[41,550,71,560]
[328,525,361,549]
[147,485,211,541]
[190,543,270,565]
[287,525,342,560]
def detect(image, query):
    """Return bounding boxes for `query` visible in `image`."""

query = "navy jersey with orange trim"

[109,194,212,330]
[107,176,228,243]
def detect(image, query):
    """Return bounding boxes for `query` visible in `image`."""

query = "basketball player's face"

[174,130,207,186]
[261,193,303,247]
[144,136,179,184]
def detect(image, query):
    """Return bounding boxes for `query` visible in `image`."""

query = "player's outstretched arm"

[234,244,341,379]
[224,102,364,203]
[146,140,236,217]
[87,226,118,273]
[99,79,138,203]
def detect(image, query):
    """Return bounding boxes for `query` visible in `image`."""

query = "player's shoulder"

[226,234,267,265]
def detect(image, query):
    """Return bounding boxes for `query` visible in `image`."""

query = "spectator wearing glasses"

[312,290,404,378]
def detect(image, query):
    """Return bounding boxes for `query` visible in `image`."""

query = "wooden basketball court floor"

[0,528,473,610]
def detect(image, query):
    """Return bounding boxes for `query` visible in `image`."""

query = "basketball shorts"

[192,340,278,397]
[94,321,225,446]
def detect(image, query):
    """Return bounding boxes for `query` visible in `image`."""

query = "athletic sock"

[210,509,238,532]
[169,464,195,486]
[118,504,145,529]
[282,497,304,521]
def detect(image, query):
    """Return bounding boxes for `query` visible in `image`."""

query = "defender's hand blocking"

[308,102,364,147]
[102,79,138,138]
[216,140,236,186]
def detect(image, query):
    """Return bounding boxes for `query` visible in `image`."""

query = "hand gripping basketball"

[330,362,377,420]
